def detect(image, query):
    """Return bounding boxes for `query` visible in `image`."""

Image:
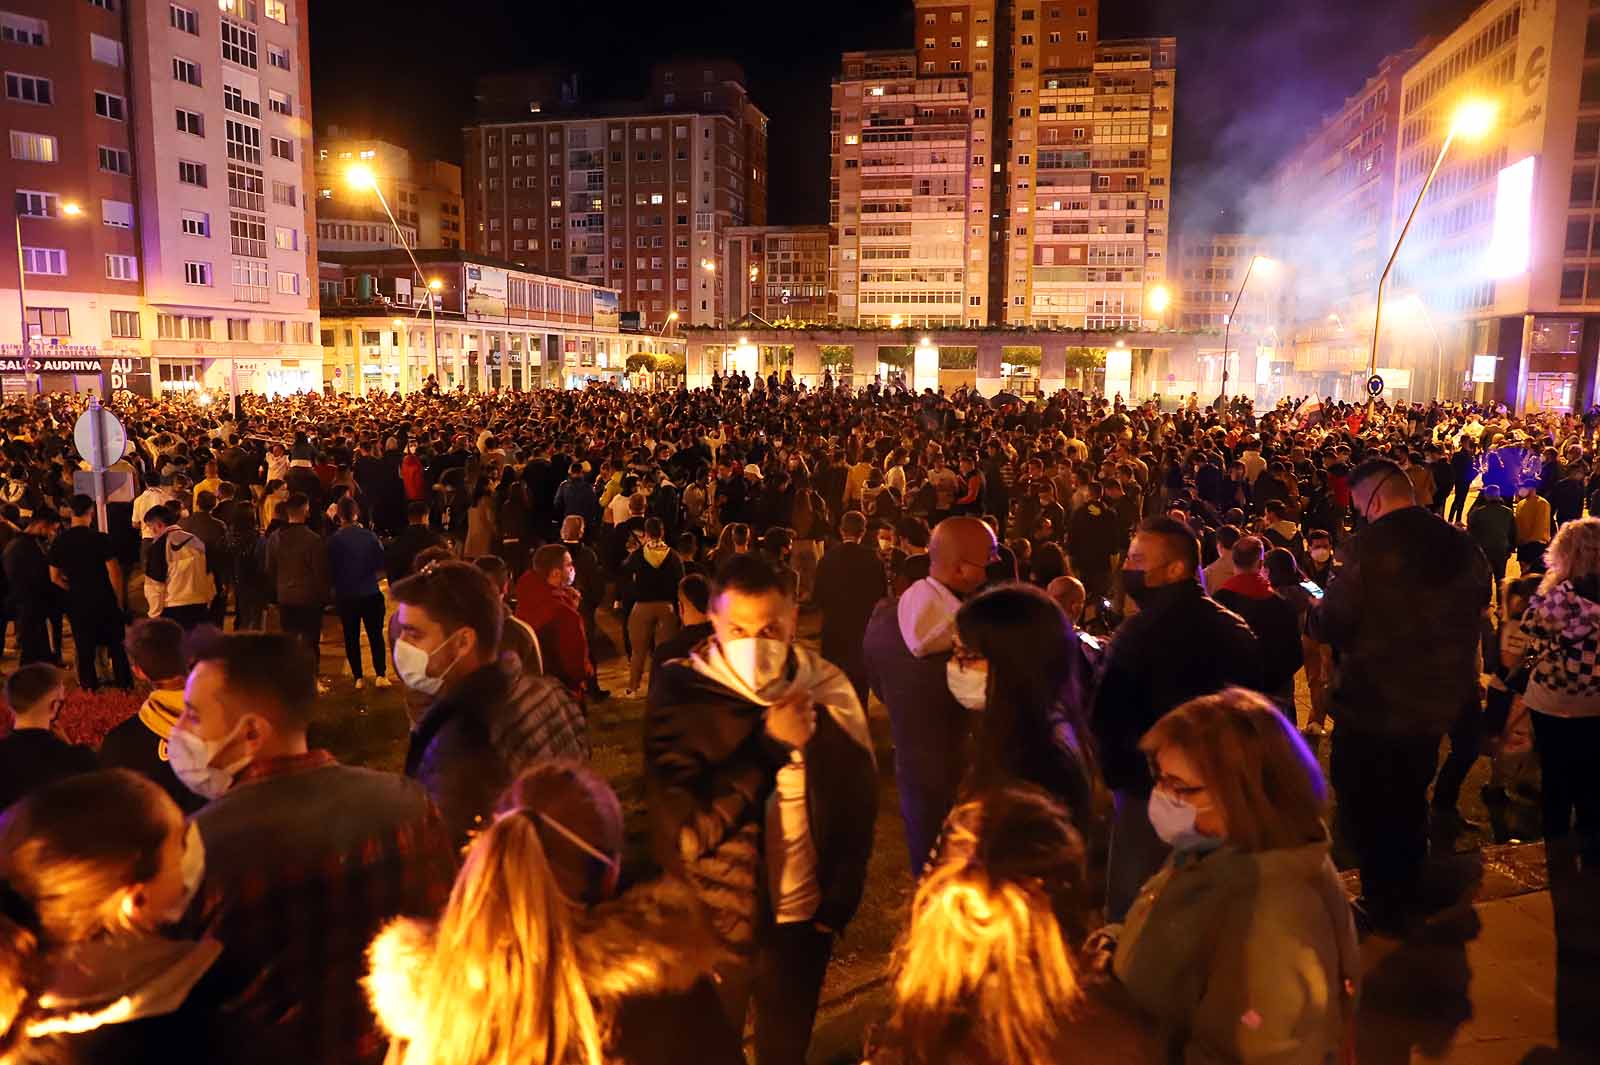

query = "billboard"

[465,264,508,318]
[593,290,619,331]
[1488,156,1535,279]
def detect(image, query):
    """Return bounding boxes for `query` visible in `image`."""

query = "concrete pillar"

[687,342,714,390]
[1040,345,1067,397]
[976,335,1006,396]
[792,337,822,389]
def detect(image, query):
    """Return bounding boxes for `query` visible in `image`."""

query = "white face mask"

[1309,547,1332,563]
[168,718,254,801]
[945,658,988,711]
[1147,788,1220,852]
[721,637,791,695]
[159,822,207,925]
[394,634,462,696]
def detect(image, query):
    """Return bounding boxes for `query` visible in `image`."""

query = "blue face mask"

[1147,788,1222,854]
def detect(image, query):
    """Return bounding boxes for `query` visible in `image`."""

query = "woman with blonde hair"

[1111,688,1358,1065]
[868,785,1142,1065]
[1520,516,1600,855]
[367,761,740,1065]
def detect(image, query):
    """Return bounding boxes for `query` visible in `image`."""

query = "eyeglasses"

[1148,762,1208,802]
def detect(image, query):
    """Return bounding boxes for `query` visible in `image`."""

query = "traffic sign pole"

[89,397,109,534]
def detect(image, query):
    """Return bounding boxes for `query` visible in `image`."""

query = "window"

[268,90,291,115]
[101,199,133,228]
[9,130,55,162]
[5,73,51,104]
[109,310,140,338]
[186,316,212,339]
[270,180,295,206]
[175,108,203,135]
[265,319,285,342]
[267,44,289,71]
[169,4,198,33]
[180,210,209,236]
[223,83,259,118]
[229,211,266,256]
[265,0,286,23]
[232,257,268,300]
[14,190,56,218]
[276,271,299,295]
[94,91,125,120]
[293,322,312,344]
[98,146,130,174]
[183,261,213,286]
[273,226,296,250]
[221,19,257,68]
[0,12,46,46]
[21,247,65,275]
[25,308,68,336]
[157,313,181,339]
[225,119,261,163]
[90,33,123,66]
[172,58,201,85]
[269,136,293,161]
[226,317,249,340]
[105,254,137,281]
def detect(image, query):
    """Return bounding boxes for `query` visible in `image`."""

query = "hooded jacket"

[1114,838,1359,1065]
[513,574,592,698]
[143,527,215,615]
[622,539,685,603]
[98,687,205,814]
[405,658,590,847]
[1522,576,1600,718]
[364,877,744,1065]
[1214,571,1304,696]
[646,642,877,954]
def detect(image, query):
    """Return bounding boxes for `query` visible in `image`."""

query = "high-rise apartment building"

[462,62,768,329]
[829,1,1175,329]
[1172,233,1277,332]
[725,225,830,323]
[2,0,321,396]
[312,130,463,251]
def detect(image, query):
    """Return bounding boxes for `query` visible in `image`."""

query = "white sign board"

[1472,355,1499,383]
[73,406,126,470]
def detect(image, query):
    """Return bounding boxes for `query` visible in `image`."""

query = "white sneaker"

[373,675,392,689]
[354,677,365,691]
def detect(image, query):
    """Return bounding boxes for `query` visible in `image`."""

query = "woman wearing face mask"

[948,583,1095,833]
[1110,688,1359,1065]
[0,769,278,1063]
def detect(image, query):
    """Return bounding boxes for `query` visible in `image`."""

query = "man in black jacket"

[386,500,445,581]
[1213,535,1303,713]
[1310,458,1492,935]
[646,554,876,1065]
[813,510,888,705]
[1091,516,1262,921]
[394,561,589,847]
[5,510,61,665]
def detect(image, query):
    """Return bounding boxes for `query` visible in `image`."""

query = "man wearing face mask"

[1091,517,1261,922]
[863,515,999,876]
[175,632,457,1065]
[394,561,589,848]
[646,554,876,1065]
[514,543,595,702]
[1309,458,1492,936]
[813,510,888,707]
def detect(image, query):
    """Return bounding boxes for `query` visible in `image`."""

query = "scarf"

[896,576,962,657]
[687,640,873,757]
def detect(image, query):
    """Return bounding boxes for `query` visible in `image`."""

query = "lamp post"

[1146,282,1171,327]
[14,198,81,393]
[347,165,441,391]
[1220,255,1270,407]
[1368,97,1497,415]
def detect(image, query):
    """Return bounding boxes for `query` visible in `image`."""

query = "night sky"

[309,0,1486,233]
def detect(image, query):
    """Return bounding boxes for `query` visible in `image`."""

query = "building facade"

[317,248,679,394]
[725,224,829,323]
[462,62,768,331]
[1172,233,1277,332]
[3,0,321,397]
[312,130,463,250]
[829,2,1175,329]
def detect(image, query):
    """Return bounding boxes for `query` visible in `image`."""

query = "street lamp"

[1220,255,1272,407]
[1146,282,1171,318]
[655,309,679,337]
[700,258,716,272]
[1369,96,1498,412]
[347,164,440,390]
[15,197,82,393]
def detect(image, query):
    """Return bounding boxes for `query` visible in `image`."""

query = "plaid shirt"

[193,750,457,1065]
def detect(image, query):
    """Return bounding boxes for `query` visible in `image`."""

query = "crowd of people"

[0,377,1595,1063]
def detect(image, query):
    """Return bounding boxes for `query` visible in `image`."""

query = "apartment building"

[829,2,1174,328]
[725,224,829,323]
[462,62,768,330]
[1172,233,1276,332]
[313,130,463,250]
[2,0,320,397]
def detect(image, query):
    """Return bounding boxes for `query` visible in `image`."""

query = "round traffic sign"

[1366,374,1385,398]
[73,405,126,470]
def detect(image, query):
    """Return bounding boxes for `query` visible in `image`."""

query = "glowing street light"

[1369,95,1499,409]
[347,162,440,388]
[1220,255,1273,406]
[655,309,680,337]
[700,258,716,272]
[749,264,760,282]
[1146,283,1171,316]
[889,314,904,329]
[60,202,83,217]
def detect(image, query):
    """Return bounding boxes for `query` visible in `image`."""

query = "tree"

[1064,347,1104,390]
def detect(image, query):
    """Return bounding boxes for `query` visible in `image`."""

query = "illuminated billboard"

[1487,156,1535,279]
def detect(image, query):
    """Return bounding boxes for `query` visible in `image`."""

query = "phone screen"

[1300,579,1325,600]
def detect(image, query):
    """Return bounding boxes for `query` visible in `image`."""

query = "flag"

[1298,397,1324,427]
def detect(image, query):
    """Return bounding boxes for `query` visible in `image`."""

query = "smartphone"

[1300,579,1325,600]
